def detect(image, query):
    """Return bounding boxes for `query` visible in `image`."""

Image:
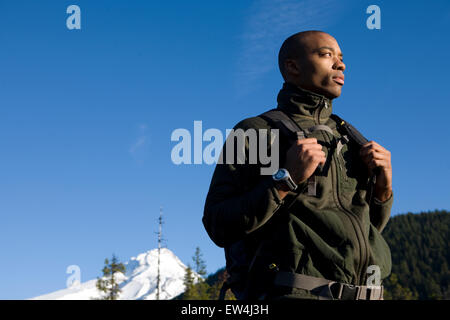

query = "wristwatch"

[272,168,297,191]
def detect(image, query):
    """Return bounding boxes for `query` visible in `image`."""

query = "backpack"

[218,108,375,300]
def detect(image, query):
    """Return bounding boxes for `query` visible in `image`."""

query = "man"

[202,31,393,300]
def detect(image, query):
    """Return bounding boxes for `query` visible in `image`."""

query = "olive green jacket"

[203,82,393,298]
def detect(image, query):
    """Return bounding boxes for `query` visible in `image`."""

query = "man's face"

[288,33,346,99]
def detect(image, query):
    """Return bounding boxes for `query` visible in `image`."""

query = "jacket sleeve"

[202,119,285,248]
[369,191,393,233]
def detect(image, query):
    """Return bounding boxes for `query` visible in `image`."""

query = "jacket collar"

[276,82,333,121]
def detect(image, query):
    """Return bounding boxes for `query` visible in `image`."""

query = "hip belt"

[274,271,384,300]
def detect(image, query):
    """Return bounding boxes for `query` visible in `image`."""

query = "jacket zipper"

[335,150,370,284]
[315,99,370,285]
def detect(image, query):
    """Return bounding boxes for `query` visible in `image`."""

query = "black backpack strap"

[259,108,306,141]
[261,109,347,142]
[330,114,369,147]
[330,114,378,203]
[258,108,319,197]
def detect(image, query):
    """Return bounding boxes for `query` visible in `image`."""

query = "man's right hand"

[275,138,326,199]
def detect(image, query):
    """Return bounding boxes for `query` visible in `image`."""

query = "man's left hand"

[359,141,392,202]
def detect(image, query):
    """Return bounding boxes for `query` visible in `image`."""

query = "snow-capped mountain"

[30,248,197,300]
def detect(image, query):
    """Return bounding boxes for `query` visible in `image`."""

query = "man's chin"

[321,91,341,100]
[296,83,341,99]
[324,86,342,100]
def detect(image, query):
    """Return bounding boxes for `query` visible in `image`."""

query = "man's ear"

[284,59,300,77]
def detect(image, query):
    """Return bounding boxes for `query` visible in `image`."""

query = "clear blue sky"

[1,0,449,299]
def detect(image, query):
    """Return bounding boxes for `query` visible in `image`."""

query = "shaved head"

[277,30,346,99]
[278,30,329,80]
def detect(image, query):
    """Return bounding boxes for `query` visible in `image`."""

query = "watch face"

[274,170,285,180]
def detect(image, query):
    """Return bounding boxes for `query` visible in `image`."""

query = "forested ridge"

[382,210,449,299]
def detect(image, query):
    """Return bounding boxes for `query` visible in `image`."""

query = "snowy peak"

[31,248,195,300]
[120,248,193,300]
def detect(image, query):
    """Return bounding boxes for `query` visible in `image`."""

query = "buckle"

[339,283,361,300]
[367,286,383,300]
[355,286,362,300]
[328,282,343,299]
[344,284,360,300]
[327,282,384,300]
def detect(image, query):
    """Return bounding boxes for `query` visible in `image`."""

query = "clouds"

[235,0,344,93]
[129,124,150,163]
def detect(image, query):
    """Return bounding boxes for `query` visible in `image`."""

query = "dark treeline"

[382,209,449,299]
[180,210,449,300]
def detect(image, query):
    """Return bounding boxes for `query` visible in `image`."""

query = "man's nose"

[334,59,345,71]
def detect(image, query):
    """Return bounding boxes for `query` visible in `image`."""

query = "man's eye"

[320,52,332,57]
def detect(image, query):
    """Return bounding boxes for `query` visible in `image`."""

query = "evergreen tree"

[95,254,126,300]
[183,264,195,300]
[384,273,418,300]
[207,269,236,300]
[382,210,449,299]
[182,247,211,300]
[193,278,210,300]
[192,246,207,277]
[192,247,210,299]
